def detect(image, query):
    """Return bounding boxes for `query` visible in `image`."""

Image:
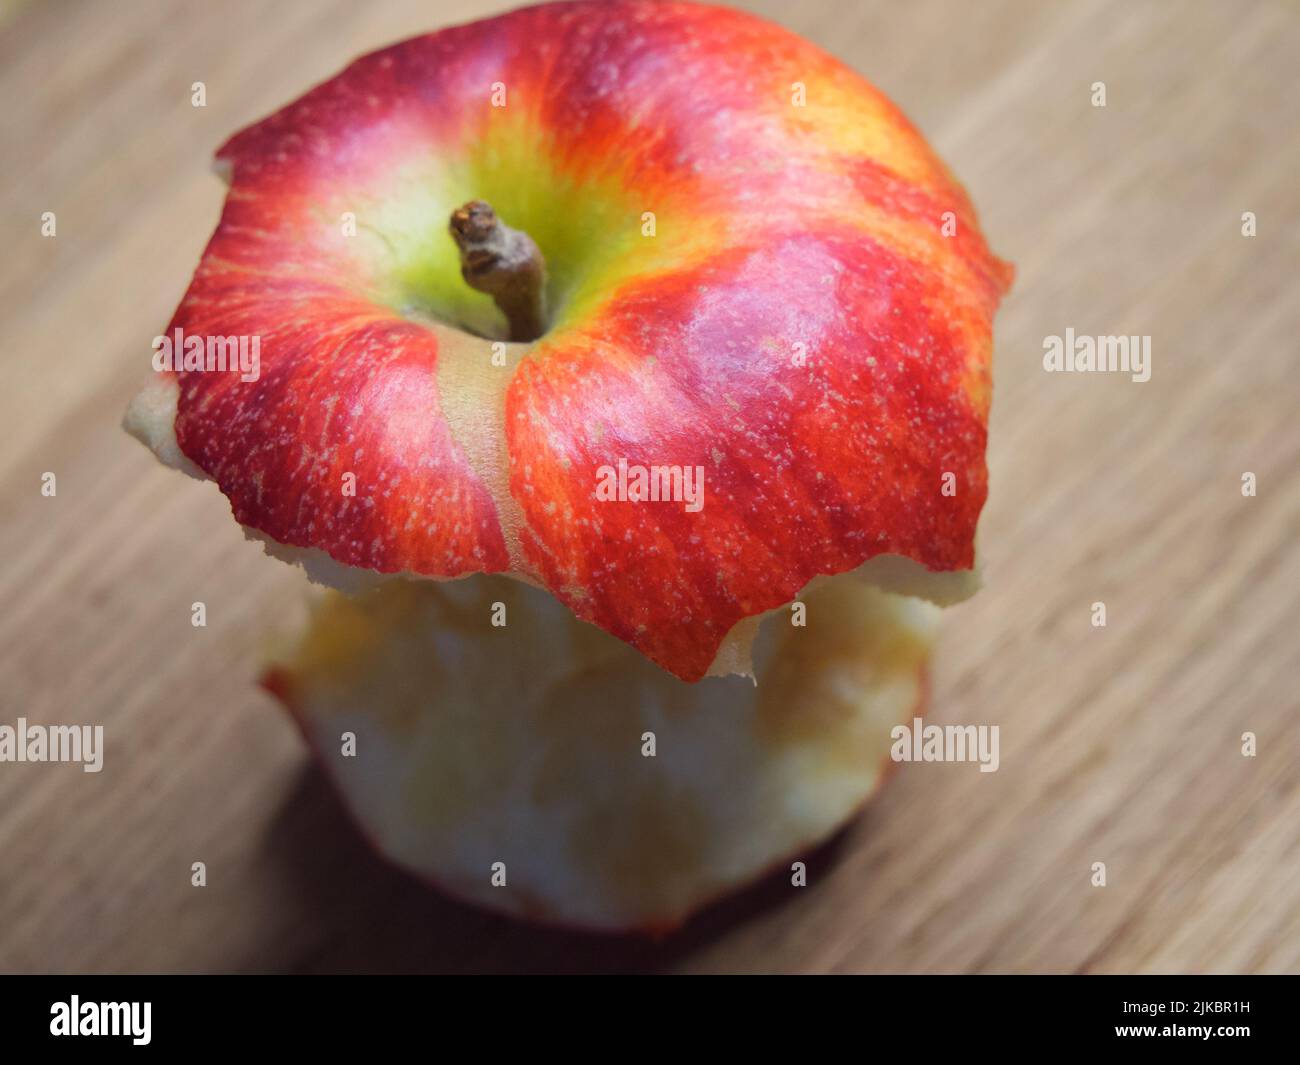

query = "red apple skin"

[158,0,1012,681]
[511,232,994,679]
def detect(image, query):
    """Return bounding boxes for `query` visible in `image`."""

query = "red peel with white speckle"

[130,0,1011,681]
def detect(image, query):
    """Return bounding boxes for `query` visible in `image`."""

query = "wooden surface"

[1,0,1297,974]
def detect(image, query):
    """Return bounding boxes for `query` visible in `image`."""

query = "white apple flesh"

[264,575,938,932]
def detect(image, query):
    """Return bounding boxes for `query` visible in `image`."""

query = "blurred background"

[0,0,1296,972]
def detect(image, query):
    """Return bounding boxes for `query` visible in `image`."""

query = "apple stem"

[449,201,548,342]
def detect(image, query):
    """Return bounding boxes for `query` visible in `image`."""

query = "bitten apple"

[126,0,1012,932]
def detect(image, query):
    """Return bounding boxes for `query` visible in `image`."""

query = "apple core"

[123,0,1015,933]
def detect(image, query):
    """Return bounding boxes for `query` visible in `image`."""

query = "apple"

[125,0,1011,683]
[263,574,939,932]
[125,0,1012,930]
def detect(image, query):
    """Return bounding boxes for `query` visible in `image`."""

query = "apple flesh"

[264,575,938,932]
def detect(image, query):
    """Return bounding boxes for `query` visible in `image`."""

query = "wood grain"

[0,0,1296,973]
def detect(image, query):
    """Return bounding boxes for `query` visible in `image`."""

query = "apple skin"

[152,0,1011,681]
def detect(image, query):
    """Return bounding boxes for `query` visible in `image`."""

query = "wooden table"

[1,0,1296,973]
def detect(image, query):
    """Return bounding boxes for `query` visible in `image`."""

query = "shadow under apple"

[246,763,857,974]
